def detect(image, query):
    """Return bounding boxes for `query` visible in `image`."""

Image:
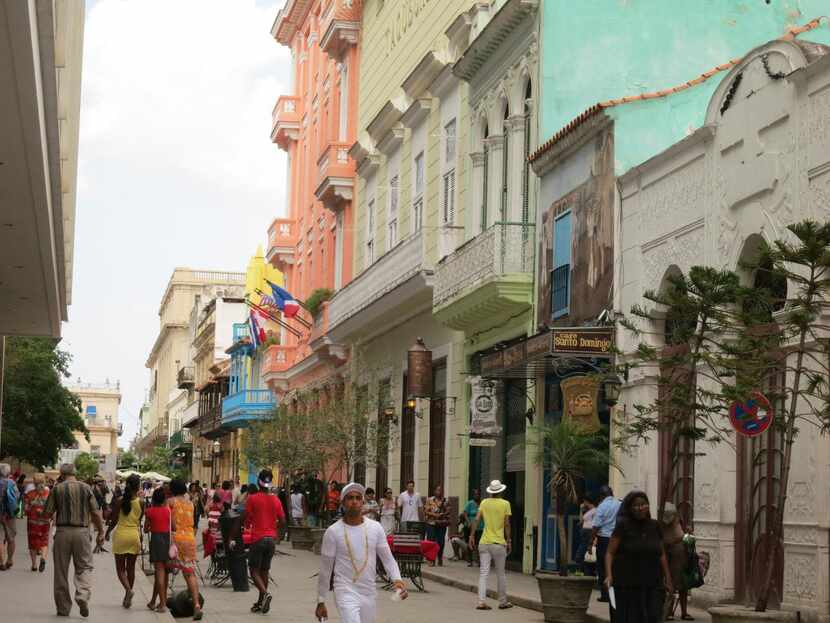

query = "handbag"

[168,505,179,560]
[584,545,597,563]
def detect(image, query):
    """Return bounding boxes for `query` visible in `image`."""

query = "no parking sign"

[729,391,773,437]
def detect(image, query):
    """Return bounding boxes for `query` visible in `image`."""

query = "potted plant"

[532,417,615,623]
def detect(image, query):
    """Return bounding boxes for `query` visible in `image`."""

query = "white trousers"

[478,543,508,603]
[334,588,376,623]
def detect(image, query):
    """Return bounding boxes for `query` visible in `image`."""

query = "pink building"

[264,0,361,396]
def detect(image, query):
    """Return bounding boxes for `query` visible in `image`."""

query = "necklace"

[342,521,369,583]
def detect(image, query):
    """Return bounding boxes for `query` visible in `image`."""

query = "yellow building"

[65,381,122,477]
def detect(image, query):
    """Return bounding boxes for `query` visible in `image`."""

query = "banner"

[560,375,601,433]
[468,376,502,439]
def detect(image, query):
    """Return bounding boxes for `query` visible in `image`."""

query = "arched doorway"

[735,250,787,606]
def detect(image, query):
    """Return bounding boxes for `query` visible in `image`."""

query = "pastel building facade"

[65,381,122,477]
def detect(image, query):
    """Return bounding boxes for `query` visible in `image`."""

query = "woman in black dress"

[604,491,672,623]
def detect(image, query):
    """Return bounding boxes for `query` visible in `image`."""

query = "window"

[334,211,344,289]
[522,80,533,224]
[481,124,489,232]
[413,152,424,232]
[442,170,455,224]
[444,119,456,164]
[388,175,399,248]
[338,59,349,141]
[366,199,375,266]
[551,212,572,318]
[501,106,510,221]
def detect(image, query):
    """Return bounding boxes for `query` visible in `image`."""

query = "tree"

[616,266,767,519]
[118,450,139,470]
[74,452,99,481]
[140,446,174,475]
[0,337,87,469]
[744,221,830,611]
[531,418,615,574]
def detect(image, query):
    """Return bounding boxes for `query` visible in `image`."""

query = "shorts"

[248,537,276,572]
[0,516,16,542]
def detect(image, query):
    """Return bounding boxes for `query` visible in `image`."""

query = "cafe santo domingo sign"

[470,328,614,444]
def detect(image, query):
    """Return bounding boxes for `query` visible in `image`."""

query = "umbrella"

[140,471,171,483]
[116,470,141,478]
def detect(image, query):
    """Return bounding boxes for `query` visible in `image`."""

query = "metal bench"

[391,532,426,592]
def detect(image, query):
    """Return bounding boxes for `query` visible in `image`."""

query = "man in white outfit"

[316,482,408,623]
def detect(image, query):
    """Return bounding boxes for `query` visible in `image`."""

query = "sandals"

[193,609,203,621]
[499,603,514,610]
[476,604,492,610]
[155,605,167,613]
[147,602,156,611]
[681,616,695,621]
[39,559,46,572]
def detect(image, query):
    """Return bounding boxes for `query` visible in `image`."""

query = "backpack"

[683,541,705,590]
[0,479,17,516]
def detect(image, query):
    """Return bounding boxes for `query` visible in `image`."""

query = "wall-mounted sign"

[469,438,498,447]
[468,376,502,439]
[729,391,773,437]
[407,338,432,398]
[480,351,503,375]
[552,328,613,356]
[560,375,601,433]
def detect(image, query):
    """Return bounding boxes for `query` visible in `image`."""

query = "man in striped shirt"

[45,463,105,617]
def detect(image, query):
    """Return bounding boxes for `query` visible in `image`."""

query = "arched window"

[481,122,489,232]
[522,79,532,224]
[501,104,510,221]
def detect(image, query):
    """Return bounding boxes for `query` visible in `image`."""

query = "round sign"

[729,391,773,437]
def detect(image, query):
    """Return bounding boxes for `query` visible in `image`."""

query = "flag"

[268,282,301,319]
[248,311,265,348]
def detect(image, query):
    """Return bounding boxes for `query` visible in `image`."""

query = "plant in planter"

[531,417,617,623]
[304,288,333,319]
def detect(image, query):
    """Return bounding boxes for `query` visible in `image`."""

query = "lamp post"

[211,440,221,484]
[193,446,203,483]
[602,373,623,407]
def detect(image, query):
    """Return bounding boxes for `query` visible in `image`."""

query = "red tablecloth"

[387,535,440,563]
[201,528,252,557]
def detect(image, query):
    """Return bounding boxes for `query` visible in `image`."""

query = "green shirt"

[479,497,511,545]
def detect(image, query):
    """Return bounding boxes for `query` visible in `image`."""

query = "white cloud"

[62,0,291,443]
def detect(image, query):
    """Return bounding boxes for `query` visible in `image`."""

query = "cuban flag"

[248,311,265,347]
[268,282,301,319]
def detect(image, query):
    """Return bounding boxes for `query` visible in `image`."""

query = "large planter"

[288,525,314,551]
[535,571,596,623]
[709,606,797,623]
[311,528,326,555]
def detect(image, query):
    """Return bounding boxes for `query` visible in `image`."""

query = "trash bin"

[220,511,250,592]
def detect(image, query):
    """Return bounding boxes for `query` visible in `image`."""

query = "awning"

[480,327,614,379]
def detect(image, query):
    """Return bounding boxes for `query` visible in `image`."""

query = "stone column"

[469,151,486,234]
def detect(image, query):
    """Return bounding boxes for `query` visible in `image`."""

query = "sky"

[61,0,290,444]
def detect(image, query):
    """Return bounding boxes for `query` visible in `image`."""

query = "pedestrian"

[111,473,143,608]
[469,479,513,610]
[325,481,341,523]
[593,485,621,602]
[168,478,203,621]
[290,485,306,526]
[24,472,52,572]
[0,463,20,570]
[189,482,205,533]
[207,492,224,546]
[425,484,450,566]
[144,487,171,613]
[306,472,324,528]
[463,488,483,565]
[661,503,692,621]
[449,513,473,564]
[233,484,250,513]
[219,480,233,508]
[243,469,285,614]
[362,487,380,521]
[576,495,597,575]
[379,488,397,535]
[45,463,106,617]
[315,482,407,623]
[16,473,27,517]
[397,480,423,532]
[604,491,672,623]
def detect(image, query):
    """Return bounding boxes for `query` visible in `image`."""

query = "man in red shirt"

[243,469,285,614]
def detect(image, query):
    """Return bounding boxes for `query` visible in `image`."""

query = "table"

[387,535,440,563]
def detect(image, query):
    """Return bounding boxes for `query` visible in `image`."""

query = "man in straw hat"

[469,479,513,610]
[315,482,407,622]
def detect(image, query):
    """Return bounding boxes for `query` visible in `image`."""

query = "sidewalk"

[2,522,165,622]
[423,559,712,623]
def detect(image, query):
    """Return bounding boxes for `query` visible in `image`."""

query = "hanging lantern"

[406,337,432,399]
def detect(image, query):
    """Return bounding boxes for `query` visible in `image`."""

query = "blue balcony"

[227,322,254,355]
[221,389,276,428]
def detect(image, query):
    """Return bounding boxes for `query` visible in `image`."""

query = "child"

[144,488,171,612]
[449,513,473,564]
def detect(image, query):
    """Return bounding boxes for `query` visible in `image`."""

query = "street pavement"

[3,523,710,622]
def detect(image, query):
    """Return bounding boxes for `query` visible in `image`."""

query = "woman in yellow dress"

[168,478,203,621]
[111,474,143,608]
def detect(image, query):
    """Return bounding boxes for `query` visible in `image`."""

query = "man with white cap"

[315,482,407,623]
[469,479,513,610]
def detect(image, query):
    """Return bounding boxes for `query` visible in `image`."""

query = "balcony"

[197,379,228,439]
[169,428,192,450]
[328,230,432,341]
[262,344,297,376]
[315,142,355,211]
[221,389,277,428]
[177,365,195,389]
[320,0,360,60]
[267,217,297,270]
[433,222,535,332]
[271,95,300,150]
[227,322,254,355]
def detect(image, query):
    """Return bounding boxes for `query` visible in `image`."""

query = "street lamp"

[602,373,623,407]
[211,440,221,483]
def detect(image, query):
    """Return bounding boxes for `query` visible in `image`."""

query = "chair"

[391,532,426,592]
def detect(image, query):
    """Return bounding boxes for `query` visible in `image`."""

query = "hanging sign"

[560,375,601,433]
[551,328,613,356]
[468,376,502,439]
[729,391,773,437]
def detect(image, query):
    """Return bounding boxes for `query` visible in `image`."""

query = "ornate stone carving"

[694,481,717,517]
[641,226,704,294]
[784,524,817,546]
[787,481,815,519]
[692,521,719,541]
[640,156,706,242]
[784,553,817,600]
